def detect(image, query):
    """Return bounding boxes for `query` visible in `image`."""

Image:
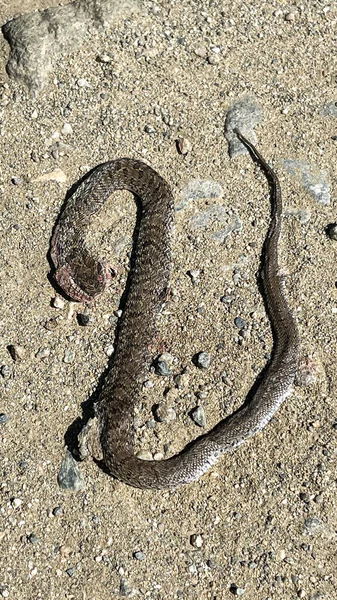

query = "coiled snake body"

[51,131,300,489]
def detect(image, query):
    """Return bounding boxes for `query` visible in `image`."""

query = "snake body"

[51,131,300,489]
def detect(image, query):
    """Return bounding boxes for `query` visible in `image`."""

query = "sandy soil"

[0,1,336,599]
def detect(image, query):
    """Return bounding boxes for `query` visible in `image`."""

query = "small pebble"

[61,123,73,135]
[0,414,9,424]
[144,124,155,134]
[194,46,207,58]
[53,296,65,309]
[77,78,91,87]
[207,54,220,65]
[190,534,203,548]
[0,365,11,378]
[35,347,50,359]
[207,559,217,569]
[284,11,296,22]
[120,579,134,596]
[44,316,62,330]
[187,270,200,285]
[230,584,246,596]
[303,517,324,535]
[143,379,154,389]
[136,450,153,460]
[299,492,310,504]
[234,316,247,329]
[176,137,192,155]
[153,404,176,423]
[190,405,206,428]
[133,551,146,560]
[155,353,174,376]
[11,175,23,185]
[11,497,22,508]
[97,53,113,63]
[8,344,25,362]
[28,533,39,544]
[52,506,64,516]
[77,313,91,326]
[326,223,337,240]
[66,567,75,577]
[221,295,234,305]
[194,351,211,369]
[104,344,114,357]
[63,349,75,364]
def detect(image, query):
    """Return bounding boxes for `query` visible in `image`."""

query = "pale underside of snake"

[50,130,300,489]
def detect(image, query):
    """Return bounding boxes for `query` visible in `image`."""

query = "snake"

[50,129,300,489]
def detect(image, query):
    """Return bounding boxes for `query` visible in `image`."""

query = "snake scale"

[50,130,300,489]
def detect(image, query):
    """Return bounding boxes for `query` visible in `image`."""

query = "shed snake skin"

[50,130,300,489]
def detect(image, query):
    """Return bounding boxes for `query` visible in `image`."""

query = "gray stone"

[285,207,311,224]
[177,180,223,210]
[189,204,242,242]
[195,352,211,369]
[57,450,85,491]
[0,365,11,378]
[155,353,174,376]
[63,349,75,364]
[225,96,264,157]
[283,159,330,205]
[321,101,337,117]
[234,316,247,329]
[133,551,146,560]
[190,405,206,428]
[303,517,322,532]
[153,404,176,423]
[52,506,64,516]
[2,0,140,92]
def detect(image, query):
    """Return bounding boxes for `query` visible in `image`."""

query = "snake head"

[54,256,115,304]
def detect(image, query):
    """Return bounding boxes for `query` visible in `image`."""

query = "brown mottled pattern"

[50,139,300,489]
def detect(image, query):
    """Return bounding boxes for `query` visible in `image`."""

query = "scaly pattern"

[51,133,300,489]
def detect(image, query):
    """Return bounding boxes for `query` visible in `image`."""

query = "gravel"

[0,1,335,598]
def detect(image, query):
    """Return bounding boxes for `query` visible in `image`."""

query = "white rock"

[34,169,67,183]
[61,123,73,135]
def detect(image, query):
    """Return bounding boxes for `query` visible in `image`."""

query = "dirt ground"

[0,1,336,599]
